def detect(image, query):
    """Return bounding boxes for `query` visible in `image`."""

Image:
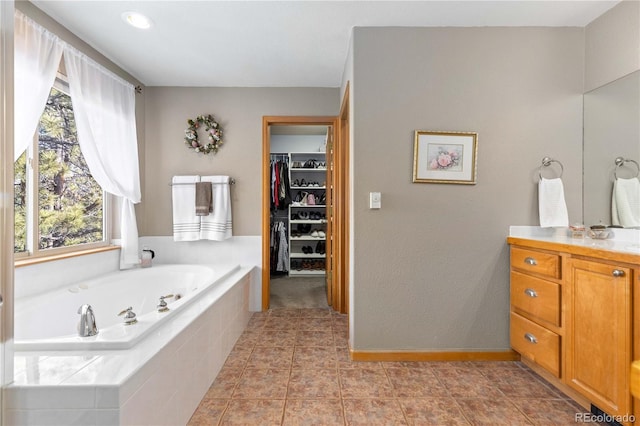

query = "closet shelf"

[291,253,325,258]
[291,236,326,241]
[290,220,327,224]
[291,186,326,190]
[291,168,327,171]
[290,204,326,208]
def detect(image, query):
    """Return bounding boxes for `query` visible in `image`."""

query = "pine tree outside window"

[14,73,109,257]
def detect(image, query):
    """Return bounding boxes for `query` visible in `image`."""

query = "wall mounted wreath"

[184,114,223,154]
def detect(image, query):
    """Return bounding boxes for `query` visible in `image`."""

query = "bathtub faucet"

[157,294,174,313]
[77,304,99,337]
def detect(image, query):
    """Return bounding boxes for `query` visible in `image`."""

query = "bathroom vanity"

[508,227,640,424]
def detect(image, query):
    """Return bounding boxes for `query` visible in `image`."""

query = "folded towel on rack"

[200,176,233,241]
[538,177,569,228]
[612,177,640,228]
[172,175,201,241]
[195,182,213,216]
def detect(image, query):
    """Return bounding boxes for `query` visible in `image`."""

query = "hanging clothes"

[270,156,291,211]
[270,220,289,273]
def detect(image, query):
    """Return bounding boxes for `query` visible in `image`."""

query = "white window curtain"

[63,46,141,269]
[14,10,63,160]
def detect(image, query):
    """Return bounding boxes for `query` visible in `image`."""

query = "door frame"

[335,84,350,313]
[261,116,338,310]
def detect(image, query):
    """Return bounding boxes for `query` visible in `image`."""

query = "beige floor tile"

[288,369,341,399]
[282,399,345,425]
[342,399,407,425]
[204,367,242,399]
[511,398,586,425]
[385,367,449,398]
[399,397,471,425]
[456,398,533,425]
[257,329,298,347]
[220,399,285,425]
[247,346,294,369]
[339,368,395,398]
[292,346,338,369]
[232,369,290,399]
[188,398,229,426]
[296,329,335,346]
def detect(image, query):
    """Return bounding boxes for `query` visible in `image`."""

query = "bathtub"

[14,263,241,351]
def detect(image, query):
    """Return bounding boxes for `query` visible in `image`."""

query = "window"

[14,74,108,257]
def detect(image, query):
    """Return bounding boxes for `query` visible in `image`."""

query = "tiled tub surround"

[7,265,254,425]
[8,236,260,424]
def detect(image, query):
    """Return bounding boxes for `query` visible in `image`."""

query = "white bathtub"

[14,263,240,351]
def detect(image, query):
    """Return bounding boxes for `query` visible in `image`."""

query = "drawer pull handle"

[524,333,538,344]
[612,269,625,277]
[524,288,538,298]
[524,257,537,266]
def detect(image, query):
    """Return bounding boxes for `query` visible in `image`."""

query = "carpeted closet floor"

[269,275,329,309]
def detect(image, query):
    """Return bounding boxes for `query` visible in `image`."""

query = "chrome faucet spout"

[77,304,99,337]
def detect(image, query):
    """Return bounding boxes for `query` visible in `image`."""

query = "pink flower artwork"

[427,144,463,171]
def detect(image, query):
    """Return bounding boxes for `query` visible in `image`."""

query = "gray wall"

[350,27,584,350]
[140,87,338,236]
[584,0,640,93]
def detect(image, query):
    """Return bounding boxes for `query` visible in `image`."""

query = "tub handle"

[157,294,174,313]
[118,307,138,325]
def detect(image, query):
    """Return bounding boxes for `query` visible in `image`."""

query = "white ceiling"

[32,1,620,88]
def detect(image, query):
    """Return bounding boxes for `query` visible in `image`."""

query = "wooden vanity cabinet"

[566,258,632,418]
[510,246,563,377]
[508,238,639,423]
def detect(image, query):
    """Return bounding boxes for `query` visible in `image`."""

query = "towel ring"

[614,157,640,179]
[538,157,564,180]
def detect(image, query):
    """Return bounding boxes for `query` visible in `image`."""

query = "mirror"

[583,70,640,227]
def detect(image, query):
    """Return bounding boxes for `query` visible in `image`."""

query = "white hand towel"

[612,177,640,228]
[200,176,233,241]
[172,175,201,241]
[538,177,569,228]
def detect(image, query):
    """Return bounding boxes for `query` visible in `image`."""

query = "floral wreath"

[184,114,223,154]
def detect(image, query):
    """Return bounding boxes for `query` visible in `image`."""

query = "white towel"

[200,176,233,241]
[172,175,201,241]
[612,177,640,228]
[538,177,569,228]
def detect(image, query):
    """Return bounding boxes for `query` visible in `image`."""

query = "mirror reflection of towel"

[538,178,569,228]
[195,182,213,216]
[612,177,640,228]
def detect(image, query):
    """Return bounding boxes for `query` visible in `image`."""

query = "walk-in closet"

[269,125,329,308]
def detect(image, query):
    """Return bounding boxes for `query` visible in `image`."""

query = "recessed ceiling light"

[121,11,153,29]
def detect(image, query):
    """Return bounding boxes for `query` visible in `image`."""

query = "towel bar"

[538,157,564,180]
[169,178,235,186]
[614,157,640,179]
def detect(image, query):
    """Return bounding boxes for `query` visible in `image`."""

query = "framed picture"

[413,131,478,184]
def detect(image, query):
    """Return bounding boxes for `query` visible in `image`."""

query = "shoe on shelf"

[318,230,326,239]
[311,230,319,238]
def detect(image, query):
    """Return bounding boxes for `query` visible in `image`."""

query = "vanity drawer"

[511,271,560,326]
[511,247,560,279]
[511,312,560,377]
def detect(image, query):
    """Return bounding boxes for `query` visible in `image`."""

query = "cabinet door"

[566,258,632,417]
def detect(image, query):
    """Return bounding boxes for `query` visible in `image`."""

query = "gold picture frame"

[413,131,478,184]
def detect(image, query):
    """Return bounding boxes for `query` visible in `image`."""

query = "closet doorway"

[262,116,346,312]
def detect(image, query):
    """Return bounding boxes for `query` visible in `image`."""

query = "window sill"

[14,245,120,268]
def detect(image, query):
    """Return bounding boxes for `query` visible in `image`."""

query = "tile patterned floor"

[188,308,587,425]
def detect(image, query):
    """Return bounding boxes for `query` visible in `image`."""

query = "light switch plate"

[369,192,381,209]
